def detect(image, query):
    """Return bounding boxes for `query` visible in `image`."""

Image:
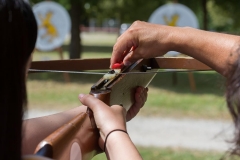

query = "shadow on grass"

[28,71,225,96]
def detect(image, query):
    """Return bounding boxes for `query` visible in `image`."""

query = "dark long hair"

[0,0,37,159]
[226,48,240,156]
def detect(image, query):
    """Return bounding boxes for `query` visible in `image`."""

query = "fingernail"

[78,94,85,99]
[124,61,132,66]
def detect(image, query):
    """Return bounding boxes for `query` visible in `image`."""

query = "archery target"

[33,1,71,51]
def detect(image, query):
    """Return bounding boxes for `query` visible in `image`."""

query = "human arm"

[22,106,87,155]
[22,86,147,156]
[111,21,240,77]
[78,94,143,160]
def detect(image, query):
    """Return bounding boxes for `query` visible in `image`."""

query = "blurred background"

[26,0,240,159]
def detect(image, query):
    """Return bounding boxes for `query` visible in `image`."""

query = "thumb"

[78,94,107,112]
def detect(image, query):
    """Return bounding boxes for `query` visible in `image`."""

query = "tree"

[87,0,205,29]
[68,0,99,59]
[69,0,83,59]
[87,0,166,25]
[208,0,240,33]
[31,0,240,58]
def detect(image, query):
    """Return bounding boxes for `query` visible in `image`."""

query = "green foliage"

[29,0,240,33]
[209,0,240,33]
[207,1,232,32]
[81,0,205,27]
[30,0,69,8]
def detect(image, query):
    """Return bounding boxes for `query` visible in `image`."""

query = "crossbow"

[29,57,211,160]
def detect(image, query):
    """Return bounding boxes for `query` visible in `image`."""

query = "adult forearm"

[111,21,240,76]
[170,27,240,77]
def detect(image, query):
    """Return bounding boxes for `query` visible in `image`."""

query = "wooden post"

[55,47,70,82]
[188,72,196,91]
[202,0,208,30]
[172,72,178,86]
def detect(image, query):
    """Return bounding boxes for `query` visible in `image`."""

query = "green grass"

[81,32,118,46]
[27,70,229,120]
[33,32,117,61]
[141,71,228,119]
[92,147,238,160]
[32,51,111,61]
[64,32,118,46]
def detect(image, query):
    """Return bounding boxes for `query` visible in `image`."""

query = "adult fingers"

[121,48,142,66]
[135,86,146,105]
[141,87,148,104]
[126,104,141,121]
[126,87,147,121]
[111,33,138,68]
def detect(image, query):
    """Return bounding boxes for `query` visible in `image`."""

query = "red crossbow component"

[112,62,124,69]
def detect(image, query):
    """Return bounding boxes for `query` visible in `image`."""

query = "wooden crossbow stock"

[29,57,211,160]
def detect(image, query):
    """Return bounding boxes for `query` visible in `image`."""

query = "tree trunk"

[202,0,208,30]
[69,0,82,59]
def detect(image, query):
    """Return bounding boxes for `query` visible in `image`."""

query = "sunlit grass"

[33,32,117,61]
[142,86,228,119]
[81,32,118,46]
[92,146,237,160]
[27,70,229,120]
[32,51,111,61]
[64,32,118,46]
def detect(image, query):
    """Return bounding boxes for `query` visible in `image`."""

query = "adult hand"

[127,86,148,121]
[111,21,173,68]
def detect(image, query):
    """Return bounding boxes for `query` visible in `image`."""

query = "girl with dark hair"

[0,1,147,159]
[0,0,37,159]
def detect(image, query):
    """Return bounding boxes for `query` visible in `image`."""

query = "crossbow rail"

[30,57,211,71]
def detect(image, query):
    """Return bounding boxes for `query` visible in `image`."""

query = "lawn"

[27,67,229,120]
[81,32,118,46]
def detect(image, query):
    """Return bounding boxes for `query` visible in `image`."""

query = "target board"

[33,1,71,51]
